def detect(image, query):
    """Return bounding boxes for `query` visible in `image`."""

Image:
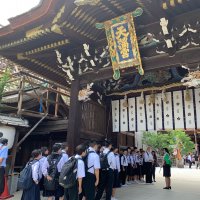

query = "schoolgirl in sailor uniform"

[21,149,42,200]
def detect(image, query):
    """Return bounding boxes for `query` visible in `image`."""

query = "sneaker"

[122,184,128,187]
[127,181,132,185]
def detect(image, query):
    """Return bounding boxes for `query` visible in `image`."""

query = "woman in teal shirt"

[163,148,171,190]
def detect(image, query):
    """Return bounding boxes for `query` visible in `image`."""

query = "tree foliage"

[0,70,10,102]
[142,130,195,155]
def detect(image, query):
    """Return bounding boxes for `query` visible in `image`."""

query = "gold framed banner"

[96,8,144,80]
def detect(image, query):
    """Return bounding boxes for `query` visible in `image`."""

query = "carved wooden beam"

[80,47,200,85]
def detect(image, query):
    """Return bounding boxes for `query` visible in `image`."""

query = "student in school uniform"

[0,138,8,195]
[144,147,153,184]
[126,147,132,184]
[130,150,137,183]
[112,147,121,200]
[65,144,86,200]
[138,150,144,182]
[120,149,128,186]
[83,141,100,200]
[21,149,42,200]
[42,143,64,200]
[39,147,49,195]
[95,141,116,200]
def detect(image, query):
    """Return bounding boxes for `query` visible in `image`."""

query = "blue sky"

[0,0,40,26]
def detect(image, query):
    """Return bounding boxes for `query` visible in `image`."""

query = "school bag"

[100,151,111,170]
[18,160,38,190]
[59,156,81,189]
[44,154,62,191]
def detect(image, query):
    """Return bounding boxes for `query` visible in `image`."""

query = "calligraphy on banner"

[96,8,144,80]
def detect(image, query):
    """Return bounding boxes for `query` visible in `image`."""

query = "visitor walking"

[163,148,171,190]
[187,153,192,169]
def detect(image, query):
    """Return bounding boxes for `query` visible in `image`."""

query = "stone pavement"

[11,167,200,200]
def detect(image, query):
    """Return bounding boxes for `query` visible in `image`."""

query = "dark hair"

[61,142,68,150]
[89,140,97,147]
[31,149,41,158]
[41,147,48,155]
[164,148,170,154]
[52,144,61,153]
[123,149,128,152]
[76,144,86,155]
[105,140,112,147]
[0,138,8,145]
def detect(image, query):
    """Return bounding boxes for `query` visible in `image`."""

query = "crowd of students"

[0,137,168,200]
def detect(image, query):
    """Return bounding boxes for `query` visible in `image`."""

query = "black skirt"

[127,164,132,176]
[163,164,171,177]
[43,180,64,197]
[21,183,40,200]
[113,169,120,188]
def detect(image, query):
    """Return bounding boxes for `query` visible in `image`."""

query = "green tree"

[142,130,195,155]
[0,69,10,102]
[142,131,170,153]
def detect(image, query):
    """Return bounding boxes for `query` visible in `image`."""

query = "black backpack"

[18,160,38,190]
[100,151,111,170]
[43,154,62,191]
[59,156,81,189]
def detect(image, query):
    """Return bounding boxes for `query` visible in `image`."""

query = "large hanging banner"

[145,95,154,131]
[184,89,195,129]
[128,97,136,131]
[163,92,173,130]
[96,8,144,80]
[155,93,163,130]
[120,99,128,131]
[136,97,146,131]
[195,88,200,129]
[173,91,184,129]
[111,100,120,132]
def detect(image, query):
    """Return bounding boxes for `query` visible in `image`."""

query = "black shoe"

[163,187,170,189]
[154,180,156,182]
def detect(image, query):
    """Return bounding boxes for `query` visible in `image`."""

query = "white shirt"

[103,148,116,170]
[57,151,69,172]
[121,155,128,166]
[87,147,100,174]
[32,161,42,182]
[187,155,192,162]
[42,154,63,176]
[127,154,131,164]
[75,155,85,179]
[144,151,153,162]
[114,154,121,172]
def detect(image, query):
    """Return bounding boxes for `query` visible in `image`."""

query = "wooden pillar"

[10,130,20,173]
[55,92,59,117]
[67,79,81,155]
[17,77,24,115]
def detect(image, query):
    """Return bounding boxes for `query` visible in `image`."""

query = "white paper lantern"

[0,125,16,149]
